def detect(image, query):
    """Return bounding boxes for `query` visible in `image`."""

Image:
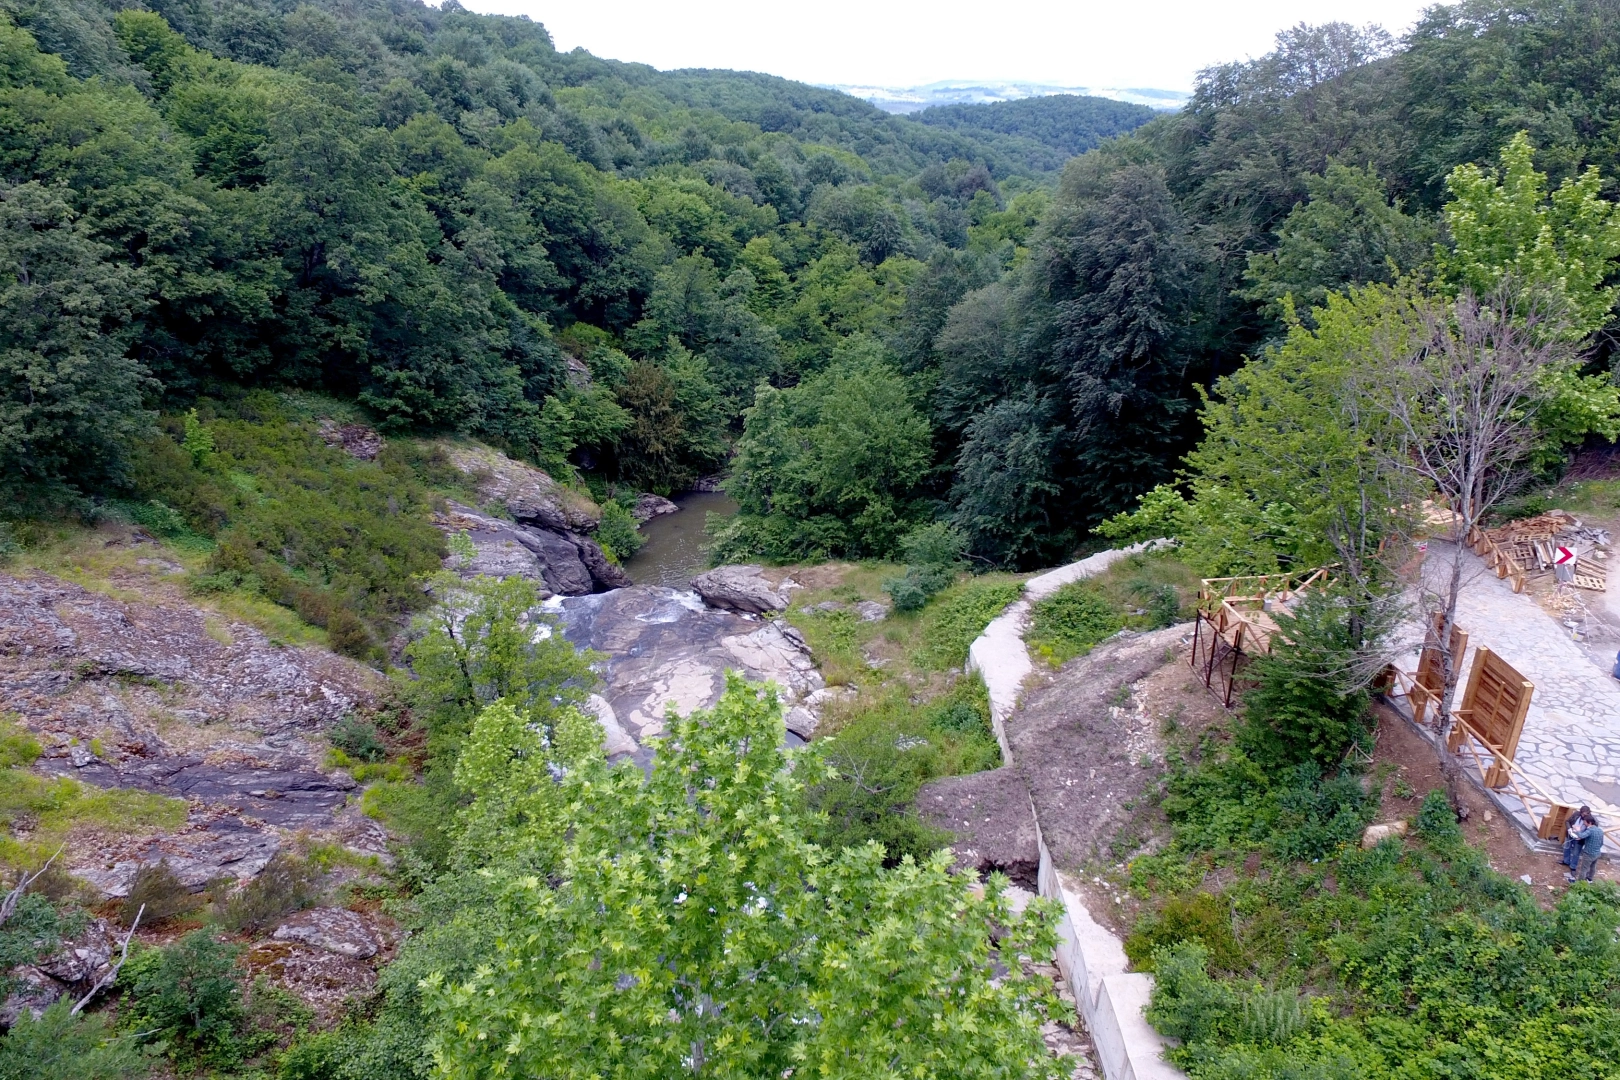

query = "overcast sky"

[462,0,1444,92]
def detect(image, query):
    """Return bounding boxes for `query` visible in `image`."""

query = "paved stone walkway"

[1410,544,1620,834]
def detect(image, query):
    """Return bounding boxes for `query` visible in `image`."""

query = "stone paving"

[1407,544,1620,836]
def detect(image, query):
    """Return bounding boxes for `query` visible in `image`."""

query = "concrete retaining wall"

[967,543,1185,1080]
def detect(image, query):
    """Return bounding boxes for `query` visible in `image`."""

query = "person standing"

[1562,807,1591,876]
[1567,809,1604,884]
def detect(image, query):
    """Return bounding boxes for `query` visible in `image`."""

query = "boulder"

[439,503,626,594]
[854,600,889,623]
[1361,821,1409,848]
[446,444,600,531]
[690,565,787,615]
[272,907,379,959]
[632,493,679,523]
[0,967,67,1026]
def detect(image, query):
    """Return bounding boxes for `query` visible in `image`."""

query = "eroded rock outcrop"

[689,564,788,615]
[632,493,679,523]
[0,570,387,897]
[556,586,822,758]
[437,502,629,594]
[446,443,601,532]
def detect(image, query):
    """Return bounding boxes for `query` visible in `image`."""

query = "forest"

[9,0,1620,572]
[7,1,1620,1078]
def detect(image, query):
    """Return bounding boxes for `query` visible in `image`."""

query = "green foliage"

[0,891,70,980]
[916,579,1022,670]
[328,715,385,765]
[806,676,999,862]
[1437,130,1620,338]
[591,498,642,563]
[1138,746,1620,1080]
[420,675,1067,1080]
[1237,592,1377,770]
[0,1000,150,1080]
[882,522,967,612]
[1242,162,1433,325]
[0,180,151,506]
[1126,893,1242,975]
[401,573,598,751]
[1027,583,1123,664]
[120,931,244,1067]
[131,399,446,657]
[722,338,933,560]
[218,852,319,933]
[914,95,1158,171]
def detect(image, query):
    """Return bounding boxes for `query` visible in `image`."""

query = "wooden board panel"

[1452,647,1534,788]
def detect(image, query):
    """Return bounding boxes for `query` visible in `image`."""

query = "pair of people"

[1562,806,1605,883]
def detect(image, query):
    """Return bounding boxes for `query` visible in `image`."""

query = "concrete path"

[1411,544,1620,833]
[966,543,1184,1080]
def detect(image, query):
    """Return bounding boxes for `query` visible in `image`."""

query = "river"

[622,491,739,586]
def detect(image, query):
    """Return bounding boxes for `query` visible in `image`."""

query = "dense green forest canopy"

[912,94,1159,172]
[6,0,1620,572]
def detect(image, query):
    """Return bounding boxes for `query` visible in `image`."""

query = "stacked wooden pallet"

[1484,511,1610,591]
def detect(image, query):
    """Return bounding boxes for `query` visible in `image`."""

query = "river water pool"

[622,491,739,587]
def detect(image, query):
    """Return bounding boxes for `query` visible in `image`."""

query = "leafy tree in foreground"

[423,674,1066,1080]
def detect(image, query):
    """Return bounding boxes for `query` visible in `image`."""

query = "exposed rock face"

[0,572,376,735]
[690,565,788,615]
[0,570,386,897]
[0,917,119,1025]
[632,493,679,523]
[317,419,383,460]
[556,586,823,757]
[273,907,379,959]
[446,444,600,531]
[438,503,628,595]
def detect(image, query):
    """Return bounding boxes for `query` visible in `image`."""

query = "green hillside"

[914,94,1159,171]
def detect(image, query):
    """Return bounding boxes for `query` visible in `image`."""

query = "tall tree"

[0,182,151,504]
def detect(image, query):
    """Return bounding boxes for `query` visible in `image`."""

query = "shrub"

[882,523,967,613]
[219,853,320,933]
[1026,581,1123,663]
[593,499,642,563]
[0,1000,149,1080]
[1237,592,1376,769]
[329,715,386,764]
[120,860,201,927]
[917,580,1022,669]
[1125,892,1243,974]
[120,930,244,1064]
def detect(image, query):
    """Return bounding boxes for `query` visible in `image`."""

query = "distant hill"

[911,95,1159,164]
[830,80,1187,115]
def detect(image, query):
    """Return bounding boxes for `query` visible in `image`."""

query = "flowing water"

[622,491,739,586]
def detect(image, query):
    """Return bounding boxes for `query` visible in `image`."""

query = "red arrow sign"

[1555,546,1576,565]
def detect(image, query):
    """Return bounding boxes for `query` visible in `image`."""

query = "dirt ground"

[1006,626,1229,938]
[1369,702,1617,899]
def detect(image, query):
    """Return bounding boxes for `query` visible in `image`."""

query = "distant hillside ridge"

[912,95,1159,163]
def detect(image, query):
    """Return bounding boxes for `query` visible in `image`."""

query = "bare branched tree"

[1363,283,1578,754]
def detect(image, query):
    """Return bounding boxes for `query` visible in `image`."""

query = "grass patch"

[0,744,187,869]
[916,578,1023,669]
[1027,552,1199,665]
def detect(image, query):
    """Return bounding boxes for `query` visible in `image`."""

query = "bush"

[219,853,320,933]
[120,860,201,927]
[329,715,386,764]
[120,930,244,1064]
[1026,581,1123,663]
[593,499,643,563]
[1125,892,1243,974]
[1237,592,1375,769]
[916,580,1022,669]
[0,1000,150,1080]
[882,523,967,613]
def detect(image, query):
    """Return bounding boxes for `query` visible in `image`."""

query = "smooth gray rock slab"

[689,565,787,615]
[633,493,679,523]
[272,907,379,959]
